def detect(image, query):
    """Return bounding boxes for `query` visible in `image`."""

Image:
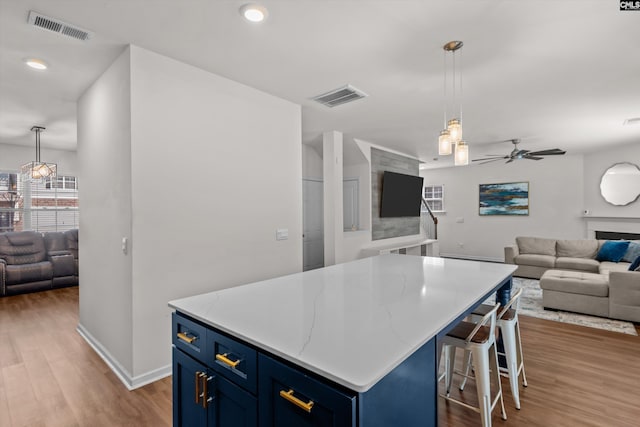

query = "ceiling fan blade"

[527,148,566,156]
[477,158,507,165]
[505,159,514,164]
[523,155,543,160]
[472,156,508,162]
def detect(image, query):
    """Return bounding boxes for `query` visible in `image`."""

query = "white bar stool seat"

[440,302,507,427]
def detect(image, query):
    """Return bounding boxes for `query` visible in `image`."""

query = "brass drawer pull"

[194,371,202,404]
[279,389,314,413]
[177,331,197,344]
[216,353,240,368]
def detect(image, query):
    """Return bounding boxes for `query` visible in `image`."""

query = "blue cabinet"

[173,312,355,427]
[172,313,258,427]
[259,354,356,427]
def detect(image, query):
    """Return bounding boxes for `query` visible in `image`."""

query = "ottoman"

[539,270,609,317]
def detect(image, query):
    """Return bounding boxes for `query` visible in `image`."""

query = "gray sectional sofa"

[0,229,78,297]
[505,236,640,323]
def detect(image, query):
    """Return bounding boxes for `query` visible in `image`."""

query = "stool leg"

[515,320,528,387]
[459,349,472,391]
[445,345,456,396]
[490,342,507,421]
[472,348,493,427]
[502,321,521,409]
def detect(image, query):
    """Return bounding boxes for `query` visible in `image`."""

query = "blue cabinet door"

[259,354,356,427]
[215,374,257,427]
[173,347,211,427]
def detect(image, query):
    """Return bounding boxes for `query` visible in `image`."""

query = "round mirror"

[600,162,640,206]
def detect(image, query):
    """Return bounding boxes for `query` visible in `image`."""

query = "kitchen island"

[169,254,516,426]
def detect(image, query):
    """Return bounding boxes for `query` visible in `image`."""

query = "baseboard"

[440,253,503,263]
[76,323,171,390]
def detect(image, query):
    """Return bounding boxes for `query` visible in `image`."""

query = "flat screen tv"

[379,171,424,217]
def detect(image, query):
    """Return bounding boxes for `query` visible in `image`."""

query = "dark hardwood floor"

[1,287,639,426]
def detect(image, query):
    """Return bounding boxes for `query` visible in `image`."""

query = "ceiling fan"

[472,139,566,164]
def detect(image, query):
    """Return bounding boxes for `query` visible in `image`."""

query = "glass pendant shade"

[447,118,462,143]
[21,161,57,179]
[22,126,57,181]
[454,141,469,166]
[438,130,452,155]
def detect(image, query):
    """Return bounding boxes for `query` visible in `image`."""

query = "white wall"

[0,143,78,175]
[77,47,134,375]
[583,142,640,218]
[77,45,302,387]
[422,154,585,261]
[302,143,323,180]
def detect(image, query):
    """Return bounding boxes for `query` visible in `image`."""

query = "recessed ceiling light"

[25,58,48,70]
[240,3,268,22]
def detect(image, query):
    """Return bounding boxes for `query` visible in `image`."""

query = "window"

[423,184,444,212]
[0,170,79,233]
[45,175,77,190]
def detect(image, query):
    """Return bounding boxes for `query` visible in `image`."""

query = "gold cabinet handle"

[177,331,196,344]
[201,373,208,409]
[215,353,240,368]
[279,389,314,413]
[194,371,202,404]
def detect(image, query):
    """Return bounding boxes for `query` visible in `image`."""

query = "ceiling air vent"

[311,85,367,108]
[27,11,94,41]
[623,117,640,126]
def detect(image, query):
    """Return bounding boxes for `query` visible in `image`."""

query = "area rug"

[484,277,638,336]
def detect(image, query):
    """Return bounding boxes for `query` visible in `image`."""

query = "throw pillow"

[629,255,640,271]
[596,240,630,263]
[622,241,640,263]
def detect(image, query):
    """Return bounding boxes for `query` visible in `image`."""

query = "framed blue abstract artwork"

[479,182,529,216]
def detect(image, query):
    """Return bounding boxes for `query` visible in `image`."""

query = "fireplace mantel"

[583,215,640,239]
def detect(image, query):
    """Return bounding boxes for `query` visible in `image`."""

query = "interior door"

[303,179,324,271]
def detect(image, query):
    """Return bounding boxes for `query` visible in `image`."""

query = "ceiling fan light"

[438,130,452,155]
[454,141,469,166]
[447,118,462,143]
[239,4,268,22]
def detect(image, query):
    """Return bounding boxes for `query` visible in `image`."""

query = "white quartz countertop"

[169,255,516,392]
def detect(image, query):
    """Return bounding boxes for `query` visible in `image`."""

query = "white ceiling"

[1,0,639,168]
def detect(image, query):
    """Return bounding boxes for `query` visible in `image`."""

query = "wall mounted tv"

[379,171,424,217]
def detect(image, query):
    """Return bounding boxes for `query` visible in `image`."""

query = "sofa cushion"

[0,231,46,265]
[629,255,640,271]
[44,232,67,253]
[596,240,630,262]
[599,261,632,275]
[516,237,556,256]
[540,270,609,297]
[6,261,53,285]
[555,257,600,273]
[556,239,598,259]
[622,241,640,263]
[514,254,556,268]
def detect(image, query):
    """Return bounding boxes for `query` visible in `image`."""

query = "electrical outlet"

[276,229,289,241]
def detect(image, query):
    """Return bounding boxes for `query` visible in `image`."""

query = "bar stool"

[440,302,507,427]
[461,287,528,409]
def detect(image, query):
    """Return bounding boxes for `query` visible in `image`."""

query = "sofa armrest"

[609,271,640,304]
[0,258,6,296]
[505,245,519,264]
[48,253,75,278]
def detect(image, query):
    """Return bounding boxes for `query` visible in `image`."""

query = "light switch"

[276,229,289,241]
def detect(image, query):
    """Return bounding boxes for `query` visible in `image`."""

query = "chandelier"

[21,126,57,180]
[438,41,469,166]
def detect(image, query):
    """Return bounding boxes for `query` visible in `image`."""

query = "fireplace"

[595,231,640,240]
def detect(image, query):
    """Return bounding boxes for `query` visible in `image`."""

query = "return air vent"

[27,11,94,41]
[311,85,367,108]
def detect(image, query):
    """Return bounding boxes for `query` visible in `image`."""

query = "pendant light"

[21,126,57,180]
[438,41,470,165]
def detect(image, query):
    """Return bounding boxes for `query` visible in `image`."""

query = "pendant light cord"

[443,49,447,128]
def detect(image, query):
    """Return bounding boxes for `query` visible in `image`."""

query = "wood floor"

[1,287,639,426]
